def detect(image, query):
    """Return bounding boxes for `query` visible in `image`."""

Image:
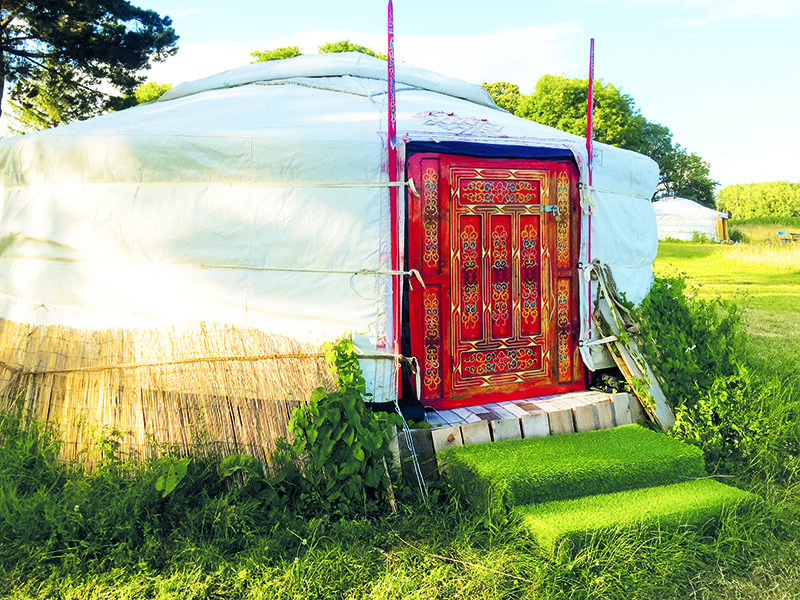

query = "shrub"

[691,231,714,244]
[728,227,749,243]
[634,275,745,410]
[670,365,800,478]
[634,274,800,483]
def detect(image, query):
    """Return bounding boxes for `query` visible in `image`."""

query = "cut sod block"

[516,478,760,552]
[439,425,705,516]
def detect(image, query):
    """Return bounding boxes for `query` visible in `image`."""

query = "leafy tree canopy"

[250,45,302,63]
[655,146,716,207]
[482,76,719,207]
[132,81,171,104]
[516,75,646,150]
[1,0,178,124]
[250,40,385,63]
[717,182,800,220]
[7,79,172,133]
[318,40,386,60]
[481,81,521,115]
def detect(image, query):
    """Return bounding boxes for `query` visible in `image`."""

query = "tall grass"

[720,239,800,270]
[728,218,800,244]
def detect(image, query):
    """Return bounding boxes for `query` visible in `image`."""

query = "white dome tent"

[653,197,730,242]
[0,53,660,460]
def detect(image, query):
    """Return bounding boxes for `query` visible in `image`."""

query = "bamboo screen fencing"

[0,319,337,466]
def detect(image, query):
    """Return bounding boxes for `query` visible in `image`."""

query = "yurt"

[653,197,729,242]
[0,53,659,461]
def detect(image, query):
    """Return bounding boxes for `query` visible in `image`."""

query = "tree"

[5,60,101,131]
[657,148,717,207]
[250,40,386,64]
[0,0,178,123]
[514,75,646,150]
[133,81,171,104]
[481,81,521,114]
[7,78,172,133]
[717,182,800,219]
[482,76,718,206]
[250,46,302,63]
[638,121,718,207]
[318,40,386,60]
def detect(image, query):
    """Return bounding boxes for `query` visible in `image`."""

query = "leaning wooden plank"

[593,297,675,431]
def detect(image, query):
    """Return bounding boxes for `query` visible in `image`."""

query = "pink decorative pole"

[388,1,397,174]
[586,37,594,188]
[586,38,595,348]
[388,0,401,394]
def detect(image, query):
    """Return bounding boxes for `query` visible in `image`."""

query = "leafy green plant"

[691,231,715,244]
[286,338,403,516]
[670,365,800,477]
[154,456,192,498]
[634,275,745,411]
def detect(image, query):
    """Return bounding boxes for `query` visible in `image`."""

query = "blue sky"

[143,0,800,189]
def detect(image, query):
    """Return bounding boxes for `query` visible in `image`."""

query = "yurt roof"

[653,197,727,219]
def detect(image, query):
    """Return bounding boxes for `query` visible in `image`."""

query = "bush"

[691,231,714,244]
[670,365,800,478]
[634,275,800,483]
[634,275,745,410]
[728,227,749,243]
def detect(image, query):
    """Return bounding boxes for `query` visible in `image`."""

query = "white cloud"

[145,41,254,85]
[145,24,584,94]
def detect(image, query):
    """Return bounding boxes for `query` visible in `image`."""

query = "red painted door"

[407,154,584,410]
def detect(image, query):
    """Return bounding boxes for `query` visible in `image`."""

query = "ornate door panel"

[408,154,584,409]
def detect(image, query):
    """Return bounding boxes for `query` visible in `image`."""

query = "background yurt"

[653,196,730,242]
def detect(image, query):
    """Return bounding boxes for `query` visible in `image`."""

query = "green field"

[1,241,800,599]
[655,241,800,370]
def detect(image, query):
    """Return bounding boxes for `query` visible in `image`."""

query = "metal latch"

[542,204,561,220]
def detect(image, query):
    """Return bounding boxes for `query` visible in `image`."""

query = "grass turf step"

[440,425,705,514]
[515,478,760,552]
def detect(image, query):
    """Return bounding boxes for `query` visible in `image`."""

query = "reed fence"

[0,319,336,467]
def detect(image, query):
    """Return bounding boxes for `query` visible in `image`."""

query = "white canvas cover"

[0,52,660,398]
[653,197,728,241]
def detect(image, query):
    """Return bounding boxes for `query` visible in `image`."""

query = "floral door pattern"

[407,154,584,409]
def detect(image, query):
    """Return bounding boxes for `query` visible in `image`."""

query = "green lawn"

[655,241,800,370]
